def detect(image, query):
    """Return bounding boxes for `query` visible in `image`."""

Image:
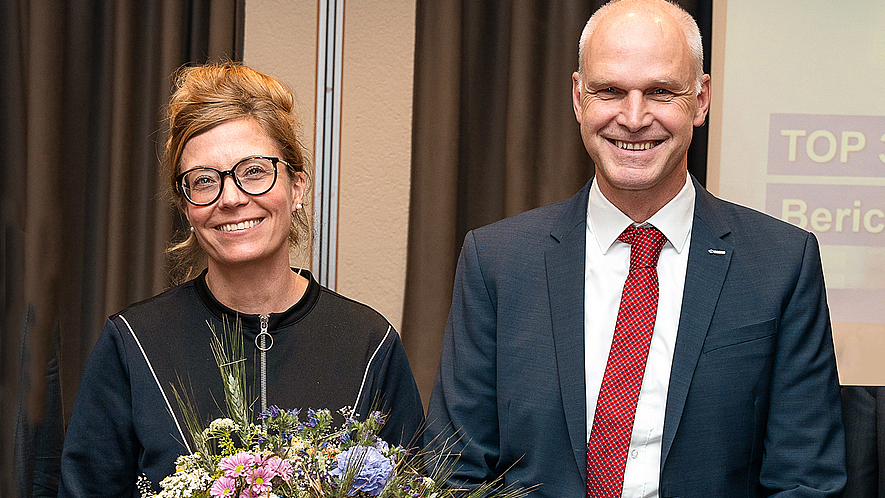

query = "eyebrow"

[583,77,685,90]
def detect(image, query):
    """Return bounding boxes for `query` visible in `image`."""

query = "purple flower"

[258,405,281,420]
[330,446,394,496]
[369,411,386,427]
[306,408,319,428]
[374,439,389,452]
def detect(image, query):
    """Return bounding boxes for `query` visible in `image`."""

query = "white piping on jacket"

[353,324,391,412]
[119,315,192,454]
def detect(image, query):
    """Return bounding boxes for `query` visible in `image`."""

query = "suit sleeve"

[425,230,503,487]
[58,320,139,498]
[761,232,846,497]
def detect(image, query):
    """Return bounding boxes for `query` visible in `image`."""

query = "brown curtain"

[401,0,713,407]
[0,1,242,497]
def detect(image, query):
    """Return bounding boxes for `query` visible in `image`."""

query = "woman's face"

[179,118,305,273]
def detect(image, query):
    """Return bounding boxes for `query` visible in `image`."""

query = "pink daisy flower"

[264,455,293,480]
[248,466,274,495]
[220,451,255,478]
[209,476,238,498]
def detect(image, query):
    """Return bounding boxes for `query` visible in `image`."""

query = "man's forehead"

[595,6,681,42]
[584,6,690,65]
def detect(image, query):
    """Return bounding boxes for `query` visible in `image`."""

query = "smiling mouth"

[216,218,263,232]
[611,139,663,151]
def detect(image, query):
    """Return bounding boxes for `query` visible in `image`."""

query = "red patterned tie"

[586,225,667,498]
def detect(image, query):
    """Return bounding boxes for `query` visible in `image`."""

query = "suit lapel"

[660,178,733,468]
[545,182,591,478]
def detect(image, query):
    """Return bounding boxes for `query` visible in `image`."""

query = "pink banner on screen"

[765,183,885,247]
[768,113,885,177]
[765,114,885,325]
[763,183,885,323]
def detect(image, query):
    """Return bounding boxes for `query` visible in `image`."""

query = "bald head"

[577,0,704,93]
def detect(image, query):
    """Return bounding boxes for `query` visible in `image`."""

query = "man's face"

[572,7,710,215]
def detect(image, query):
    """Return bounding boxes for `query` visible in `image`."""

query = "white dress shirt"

[584,174,694,498]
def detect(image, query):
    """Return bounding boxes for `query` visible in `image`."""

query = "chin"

[601,169,663,190]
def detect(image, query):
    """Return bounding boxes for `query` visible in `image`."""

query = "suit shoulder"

[471,192,583,243]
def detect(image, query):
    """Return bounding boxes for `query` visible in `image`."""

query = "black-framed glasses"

[176,155,286,206]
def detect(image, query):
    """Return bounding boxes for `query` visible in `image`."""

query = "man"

[424,0,846,497]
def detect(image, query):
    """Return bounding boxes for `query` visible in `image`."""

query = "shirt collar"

[588,173,695,255]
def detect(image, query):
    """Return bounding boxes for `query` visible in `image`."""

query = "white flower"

[156,461,213,498]
[208,418,239,433]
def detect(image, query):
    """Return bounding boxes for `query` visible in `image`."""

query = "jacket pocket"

[701,318,776,353]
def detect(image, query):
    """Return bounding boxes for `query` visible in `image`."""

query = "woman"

[58,63,424,497]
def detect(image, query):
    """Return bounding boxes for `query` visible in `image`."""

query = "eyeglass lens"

[180,157,277,205]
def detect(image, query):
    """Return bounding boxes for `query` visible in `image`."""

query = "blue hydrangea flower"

[330,446,393,496]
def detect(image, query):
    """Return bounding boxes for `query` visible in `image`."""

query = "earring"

[296,203,303,210]
[190,226,195,232]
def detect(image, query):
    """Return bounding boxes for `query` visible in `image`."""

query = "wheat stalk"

[209,317,252,429]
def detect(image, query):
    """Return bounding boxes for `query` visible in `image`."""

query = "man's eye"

[591,87,619,98]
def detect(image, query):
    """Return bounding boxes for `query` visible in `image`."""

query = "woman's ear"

[290,171,306,213]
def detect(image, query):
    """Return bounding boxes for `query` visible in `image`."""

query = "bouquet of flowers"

[148,319,531,498]
[155,406,437,498]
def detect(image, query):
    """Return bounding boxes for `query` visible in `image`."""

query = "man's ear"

[693,74,711,127]
[572,72,584,124]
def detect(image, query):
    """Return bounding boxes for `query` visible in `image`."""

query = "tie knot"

[618,225,667,270]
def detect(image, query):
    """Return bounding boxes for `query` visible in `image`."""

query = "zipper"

[256,314,272,414]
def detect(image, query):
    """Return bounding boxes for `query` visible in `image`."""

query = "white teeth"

[615,140,659,151]
[217,219,261,232]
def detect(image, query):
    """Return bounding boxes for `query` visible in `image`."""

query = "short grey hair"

[577,0,704,93]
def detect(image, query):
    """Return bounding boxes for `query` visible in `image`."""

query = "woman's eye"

[190,174,218,190]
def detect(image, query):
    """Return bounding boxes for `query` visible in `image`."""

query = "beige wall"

[243,1,416,329]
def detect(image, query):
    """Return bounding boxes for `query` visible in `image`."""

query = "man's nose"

[617,91,653,131]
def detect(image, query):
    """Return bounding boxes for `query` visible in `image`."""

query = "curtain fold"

[402,0,712,407]
[1,1,242,496]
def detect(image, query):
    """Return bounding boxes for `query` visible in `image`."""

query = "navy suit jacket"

[425,177,846,497]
